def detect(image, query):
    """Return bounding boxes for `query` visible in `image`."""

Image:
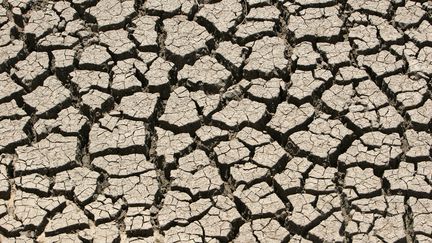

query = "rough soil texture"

[0,0,431,242]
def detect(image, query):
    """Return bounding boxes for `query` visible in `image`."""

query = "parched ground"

[0,0,431,242]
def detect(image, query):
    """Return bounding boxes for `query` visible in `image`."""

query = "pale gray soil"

[0,0,431,242]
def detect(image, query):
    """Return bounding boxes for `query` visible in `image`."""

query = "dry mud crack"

[0,0,431,242]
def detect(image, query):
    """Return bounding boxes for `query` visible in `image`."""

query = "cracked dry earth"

[0,0,432,242]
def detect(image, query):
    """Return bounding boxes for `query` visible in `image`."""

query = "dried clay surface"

[0,0,431,242]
